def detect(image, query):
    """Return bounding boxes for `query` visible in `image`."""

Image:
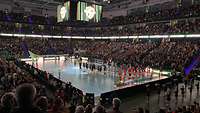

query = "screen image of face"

[84,6,96,19]
[57,2,70,22]
[60,6,67,19]
[77,1,102,22]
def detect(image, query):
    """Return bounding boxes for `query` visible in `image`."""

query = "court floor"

[24,56,168,96]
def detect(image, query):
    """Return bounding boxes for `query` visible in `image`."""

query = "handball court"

[23,56,168,96]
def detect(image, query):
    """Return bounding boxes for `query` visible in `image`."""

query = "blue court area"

[24,56,169,96]
[25,57,117,96]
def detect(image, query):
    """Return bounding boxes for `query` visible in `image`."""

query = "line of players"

[76,58,107,72]
[76,58,154,80]
[117,65,154,81]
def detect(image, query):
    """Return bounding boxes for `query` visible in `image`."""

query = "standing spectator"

[196,82,199,94]
[181,86,185,99]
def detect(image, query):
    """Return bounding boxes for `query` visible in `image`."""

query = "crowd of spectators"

[0,2,199,113]
[0,16,200,36]
[110,4,200,25]
[0,10,57,25]
[0,4,199,36]
[0,78,125,113]
[0,56,124,113]
[0,57,199,113]
[0,17,199,36]
[0,4,200,25]
[0,37,199,72]
[0,57,83,113]
[71,17,200,36]
[84,38,200,72]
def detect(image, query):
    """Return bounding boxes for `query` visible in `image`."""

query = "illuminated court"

[23,56,169,96]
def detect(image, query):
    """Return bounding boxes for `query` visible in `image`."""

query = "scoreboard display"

[77,1,102,22]
[57,0,102,23]
[57,1,70,22]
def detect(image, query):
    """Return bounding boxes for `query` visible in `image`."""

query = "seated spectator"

[84,104,93,113]
[108,98,122,113]
[35,96,48,113]
[0,92,16,113]
[11,83,43,113]
[50,97,68,113]
[75,105,85,113]
[94,105,106,113]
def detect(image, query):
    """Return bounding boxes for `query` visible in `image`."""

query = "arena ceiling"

[0,0,103,11]
[17,0,61,6]
[0,0,61,10]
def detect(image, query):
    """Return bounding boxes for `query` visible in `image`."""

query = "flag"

[184,56,200,76]
[29,51,39,61]
[20,41,30,58]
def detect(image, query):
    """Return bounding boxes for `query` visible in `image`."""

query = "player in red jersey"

[128,66,132,79]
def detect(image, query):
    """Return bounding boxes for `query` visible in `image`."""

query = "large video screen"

[77,1,102,22]
[57,1,70,22]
